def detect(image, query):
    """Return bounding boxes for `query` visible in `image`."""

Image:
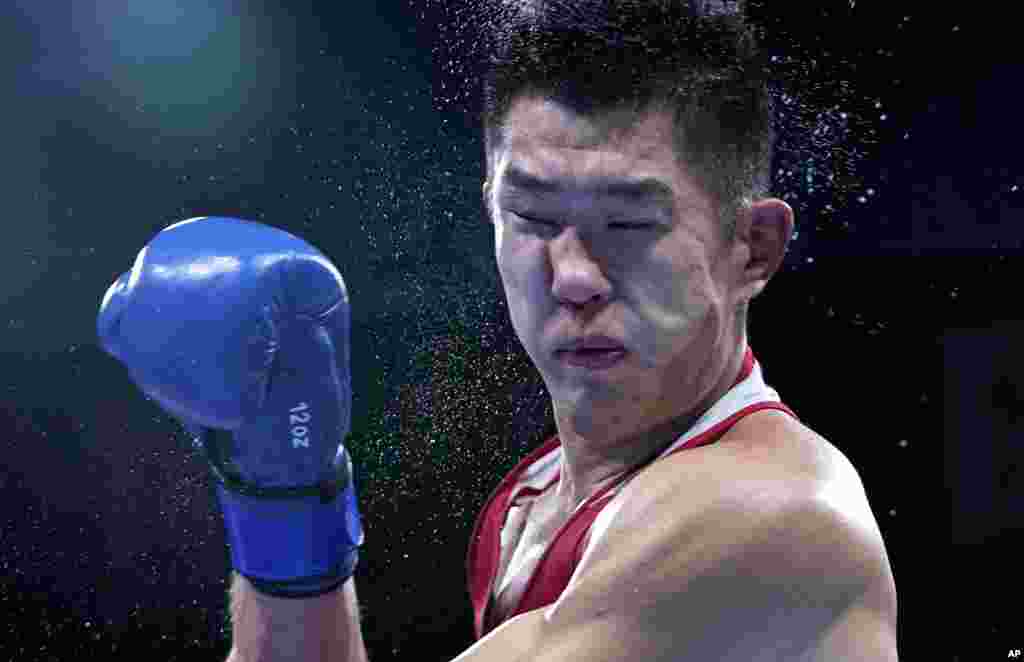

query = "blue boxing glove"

[96,216,364,598]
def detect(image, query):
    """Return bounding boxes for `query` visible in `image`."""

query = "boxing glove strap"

[241,548,359,599]
[197,430,365,594]
[215,481,365,594]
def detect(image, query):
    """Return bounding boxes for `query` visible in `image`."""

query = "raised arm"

[228,574,369,662]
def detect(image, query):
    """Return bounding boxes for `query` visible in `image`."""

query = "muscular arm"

[227,573,369,662]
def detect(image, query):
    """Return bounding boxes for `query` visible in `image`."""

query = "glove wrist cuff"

[215,481,364,588]
[240,550,358,599]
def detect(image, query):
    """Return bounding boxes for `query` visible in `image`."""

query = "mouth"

[565,347,623,355]
[557,347,628,369]
[557,336,626,353]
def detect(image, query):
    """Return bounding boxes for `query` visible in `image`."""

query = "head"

[480,0,793,429]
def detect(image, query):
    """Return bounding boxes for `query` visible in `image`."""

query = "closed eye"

[515,213,556,227]
[608,222,657,230]
[514,213,655,231]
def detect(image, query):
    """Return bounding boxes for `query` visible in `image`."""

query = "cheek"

[496,229,526,295]
[496,234,545,336]
[629,261,716,355]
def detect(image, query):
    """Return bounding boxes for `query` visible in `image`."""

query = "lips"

[558,345,627,369]
[557,335,625,353]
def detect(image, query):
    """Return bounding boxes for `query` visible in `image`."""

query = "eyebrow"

[501,164,676,213]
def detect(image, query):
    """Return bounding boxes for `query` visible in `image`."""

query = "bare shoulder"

[716,410,891,558]
[455,410,899,662]
[636,408,850,511]
[719,410,872,503]
[719,410,900,661]
[718,409,848,481]
[537,409,899,661]
[596,408,882,583]
[741,411,884,524]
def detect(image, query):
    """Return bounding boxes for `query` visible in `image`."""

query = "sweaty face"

[485,95,744,429]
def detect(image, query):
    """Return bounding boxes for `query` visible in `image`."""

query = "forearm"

[227,572,369,662]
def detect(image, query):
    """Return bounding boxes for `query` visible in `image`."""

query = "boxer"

[97,1,897,660]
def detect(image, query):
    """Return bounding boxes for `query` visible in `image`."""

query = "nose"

[549,228,613,308]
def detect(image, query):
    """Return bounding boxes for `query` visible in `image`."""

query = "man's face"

[484,95,753,428]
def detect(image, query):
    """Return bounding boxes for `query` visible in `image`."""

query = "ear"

[736,198,794,302]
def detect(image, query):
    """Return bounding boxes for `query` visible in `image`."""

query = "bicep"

[542,499,880,662]
[815,603,899,662]
[450,609,545,662]
[452,492,885,662]
[450,601,676,662]
[814,567,899,661]
[458,577,838,662]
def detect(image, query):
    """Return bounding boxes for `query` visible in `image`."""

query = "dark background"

[1,1,1020,660]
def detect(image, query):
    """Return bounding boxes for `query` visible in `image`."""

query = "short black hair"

[481,0,774,250]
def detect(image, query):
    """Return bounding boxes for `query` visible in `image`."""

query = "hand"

[97,216,364,597]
